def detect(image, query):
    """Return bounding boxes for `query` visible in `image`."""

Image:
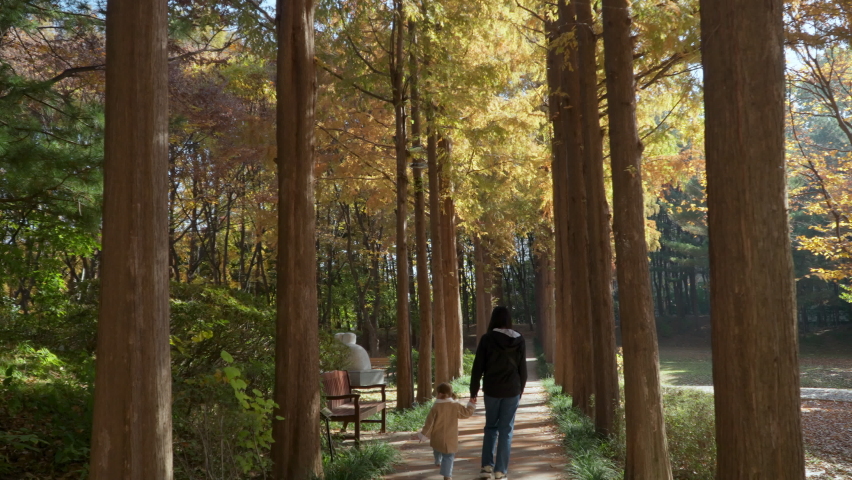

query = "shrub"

[314,442,399,480]
[0,345,93,477]
[172,355,278,480]
[662,388,716,479]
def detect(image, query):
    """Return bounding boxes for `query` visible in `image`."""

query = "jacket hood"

[491,329,525,349]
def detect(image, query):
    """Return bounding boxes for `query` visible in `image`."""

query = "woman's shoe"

[494,472,507,479]
[479,466,493,478]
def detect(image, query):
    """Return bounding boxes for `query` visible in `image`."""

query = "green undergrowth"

[537,339,716,480]
[543,378,622,480]
[543,379,717,480]
[313,442,399,480]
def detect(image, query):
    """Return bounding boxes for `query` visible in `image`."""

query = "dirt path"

[382,326,567,479]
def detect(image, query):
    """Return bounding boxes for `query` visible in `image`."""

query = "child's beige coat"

[417,398,476,454]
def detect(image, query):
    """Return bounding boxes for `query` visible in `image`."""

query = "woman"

[469,306,527,480]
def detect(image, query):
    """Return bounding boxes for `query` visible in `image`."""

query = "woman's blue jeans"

[481,394,520,474]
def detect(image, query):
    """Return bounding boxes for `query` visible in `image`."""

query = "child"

[414,383,477,480]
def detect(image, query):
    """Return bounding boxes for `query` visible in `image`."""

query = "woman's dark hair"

[487,306,512,331]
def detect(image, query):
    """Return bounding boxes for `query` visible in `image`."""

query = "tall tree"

[271,0,322,475]
[700,0,805,476]
[439,138,464,378]
[474,235,492,339]
[559,0,594,408]
[89,0,172,477]
[545,15,573,392]
[575,0,618,436]
[428,124,450,385]
[391,0,414,409]
[410,17,433,404]
[601,0,672,477]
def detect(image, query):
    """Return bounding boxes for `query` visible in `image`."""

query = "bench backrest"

[321,370,351,409]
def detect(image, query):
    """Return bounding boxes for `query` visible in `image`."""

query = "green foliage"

[386,401,433,432]
[386,349,474,386]
[660,388,716,479]
[568,451,620,480]
[172,354,278,479]
[320,330,352,372]
[170,283,275,379]
[221,350,279,475]
[0,345,93,477]
[313,442,399,480]
[462,349,476,376]
[541,378,622,480]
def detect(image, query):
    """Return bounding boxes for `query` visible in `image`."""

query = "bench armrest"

[353,384,386,402]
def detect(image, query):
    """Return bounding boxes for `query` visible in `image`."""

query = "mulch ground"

[803,399,852,478]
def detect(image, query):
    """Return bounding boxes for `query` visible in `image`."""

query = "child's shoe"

[494,472,507,479]
[479,465,493,478]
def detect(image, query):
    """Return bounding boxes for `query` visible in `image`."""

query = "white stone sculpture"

[336,332,372,371]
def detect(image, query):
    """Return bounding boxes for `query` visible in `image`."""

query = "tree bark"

[391,0,414,409]
[559,0,594,413]
[89,0,172,476]
[409,19,433,404]
[438,141,463,378]
[576,0,618,436]
[545,17,573,393]
[534,244,556,364]
[474,235,492,339]
[700,0,805,476]
[601,0,672,477]
[271,0,322,474]
[427,126,450,385]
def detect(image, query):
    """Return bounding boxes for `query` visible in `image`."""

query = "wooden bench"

[320,370,386,446]
[369,357,392,381]
[369,357,391,370]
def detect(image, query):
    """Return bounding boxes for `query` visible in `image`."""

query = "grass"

[659,347,852,389]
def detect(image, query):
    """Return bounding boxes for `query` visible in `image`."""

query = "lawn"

[658,346,852,389]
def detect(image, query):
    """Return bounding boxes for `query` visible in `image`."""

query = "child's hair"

[436,382,458,399]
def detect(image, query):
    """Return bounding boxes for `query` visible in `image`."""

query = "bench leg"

[381,409,387,434]
[341,421,348,432]
[355,419,361,448]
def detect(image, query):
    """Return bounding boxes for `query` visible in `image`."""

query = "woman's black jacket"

[469,329,527,399]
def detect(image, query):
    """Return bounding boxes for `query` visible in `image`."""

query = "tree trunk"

[410,19,433,403]
[438,143,463,378]
[545,17,573,393]
[534,245,556,364]
[89,0,172,476]
[492,264,505,307]
[427,126,450,385]
[473,236,492,339]
[271,0,322,474]
[577,0,618,432]
[559,0,594,415]
[700,0,805,476]
[601,0,672,477]
[391,0,414,409]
